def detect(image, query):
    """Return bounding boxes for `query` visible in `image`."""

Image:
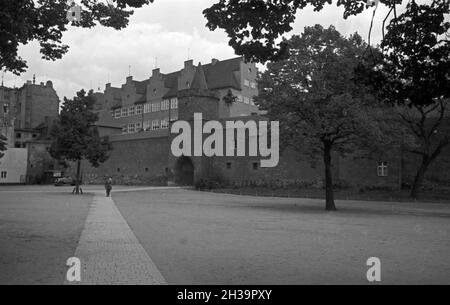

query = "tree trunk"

[410,141,448,199]
[75,159,81,195]
[410,156,430,199]
[323,143,337,211]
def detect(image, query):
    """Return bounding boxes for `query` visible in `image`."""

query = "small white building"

[0,148,28,184]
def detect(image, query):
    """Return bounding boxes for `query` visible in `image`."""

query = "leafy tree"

[356,0,450,198]
[256,25,388,211]
[0,0,154,74]
[0,133,7,159]
[223,89,238,104]
[50,89,112,194]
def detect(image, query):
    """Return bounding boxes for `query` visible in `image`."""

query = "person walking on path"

[105,177,113,197]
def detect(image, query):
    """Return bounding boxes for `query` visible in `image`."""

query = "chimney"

[126,75,133,83]
[26,80,32,85]
[152,68,160,77]
[211,58,219,65]
[33,74,36,84]
[184,59,193,69]
[105,83,111,90]
[40,82,44,86]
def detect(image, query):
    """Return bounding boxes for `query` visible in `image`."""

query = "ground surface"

[115,189,450,284]
[1,185,450,284]
[0,190,91,284]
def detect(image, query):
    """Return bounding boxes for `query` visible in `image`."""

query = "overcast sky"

[4,0,403,100]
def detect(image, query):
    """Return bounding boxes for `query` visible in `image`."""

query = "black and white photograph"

[0,0,449,291]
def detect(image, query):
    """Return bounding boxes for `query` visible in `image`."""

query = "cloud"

[4,0,234,99]
[3,0,413,100]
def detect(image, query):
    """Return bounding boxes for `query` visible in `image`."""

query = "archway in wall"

[174,156,194,186]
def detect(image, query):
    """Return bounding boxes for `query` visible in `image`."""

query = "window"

[0,171,7,179]
[253,162,258,170]
[136,104,142,115]
[122,125,128,134]
[160,119,169,129]
[16,133,21,139]
[244,79,250,87]
[117,168,120,172]
[152,120,160,130]
[128,106,135,116]
[135,122,142,132]
[121,108,127,117]
[243,97,250,104]
[152,103,160,112]
[226,162,232,169]
[250,98,255,106]
[161,100,170,111]
[377,162,388,177]
[128,123,135,133]
[115,109,121,118]
[170,98,178,109]
[144,103,151,113]
[250,82,256,89]
[143,121,151,131]
[3,103,9,114]
[170,113,178,121]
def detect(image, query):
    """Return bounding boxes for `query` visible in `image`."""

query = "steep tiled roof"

[107,57,244,101]
[163,71,180,98]
[202,57,242,90]
[133,80,148,95]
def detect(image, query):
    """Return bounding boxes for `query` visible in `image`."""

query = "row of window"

[235,95,255,105]
[122,117,175,134]
[0,171,7,179]
[114,98,178,119]
[244,79,257,89]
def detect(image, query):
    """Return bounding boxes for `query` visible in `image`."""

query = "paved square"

[1,185,450,284]
[114,189,450,284]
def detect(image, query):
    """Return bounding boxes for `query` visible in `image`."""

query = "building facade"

[0,80,60,184]
[67,56,450,190]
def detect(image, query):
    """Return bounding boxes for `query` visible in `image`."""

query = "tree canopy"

[50,89,112,194]
[256,25,389,210]
[0,0,154,74]
[355,0,450,198]
[203,0,445,63]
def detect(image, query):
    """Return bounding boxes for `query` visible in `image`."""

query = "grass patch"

[198,186,450,203]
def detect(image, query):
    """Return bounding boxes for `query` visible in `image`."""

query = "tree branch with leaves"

[203,0,405,63]
[356,0,450,198]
